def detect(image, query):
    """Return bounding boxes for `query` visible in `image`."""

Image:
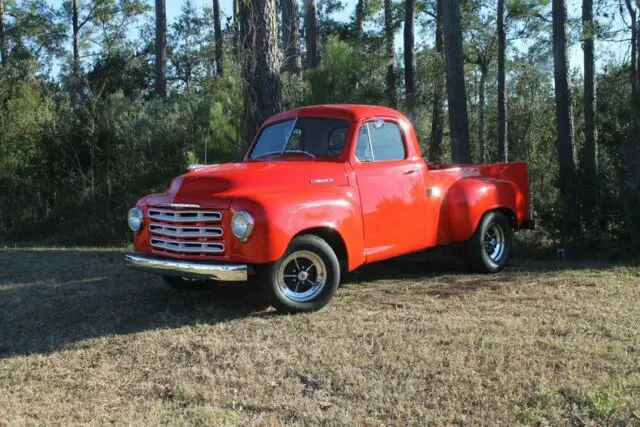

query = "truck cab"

[126,105,533,313]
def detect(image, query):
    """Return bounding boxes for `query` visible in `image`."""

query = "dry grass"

[0,248,639,426]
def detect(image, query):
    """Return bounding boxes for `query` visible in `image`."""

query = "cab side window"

[368,121,405,161]
[355,120,406,162]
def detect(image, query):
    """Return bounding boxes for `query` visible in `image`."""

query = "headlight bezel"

[128,207,144,233]
[231,211,255,242]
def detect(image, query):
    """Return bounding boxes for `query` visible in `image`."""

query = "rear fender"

[441,178,521,243]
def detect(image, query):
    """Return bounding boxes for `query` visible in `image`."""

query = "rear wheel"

[163,276,207,290]
[259,234,341,313]
[465,211,513,273]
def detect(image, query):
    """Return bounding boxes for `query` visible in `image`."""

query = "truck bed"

[424,160,530,230]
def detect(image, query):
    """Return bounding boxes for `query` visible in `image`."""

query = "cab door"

[351,118,426,263]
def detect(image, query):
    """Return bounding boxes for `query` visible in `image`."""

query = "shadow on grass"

[0,249,272,358]
[0,248,633,358]
[341,245,631,286]
[343,248,468,285]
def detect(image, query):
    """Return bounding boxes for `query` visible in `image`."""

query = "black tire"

[464,211,513,273]
[162,276,208,290]
[259,234,341,313]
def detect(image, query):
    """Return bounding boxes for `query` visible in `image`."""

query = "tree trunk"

[441,0,470,163]
[552,0,577,241]
[428,0,444,163]
[304,0,319,69]
[155,0,167,99]
[72,0,80,74]
[239,0,252,145]
[232,0,239,57]
[0,0,6,67]
[404,0,415,117]
[582,0,598,227]
[240,0,282,142]
[384,0,397,108]
[497,0,507,162]
[479,65,486,163]
[354,0,365,42]
[624,0,640,244]
[626,0,639,104]
[282,0,301,74]
[213,0,224,75]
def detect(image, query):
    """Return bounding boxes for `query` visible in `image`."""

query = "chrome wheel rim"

[484,223,506,262]
[276,250,327,302]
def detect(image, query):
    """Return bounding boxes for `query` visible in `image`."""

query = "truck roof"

[264,104,409,125]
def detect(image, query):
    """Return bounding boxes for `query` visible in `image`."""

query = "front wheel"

[259,234,341,313]
[465,211,513,273]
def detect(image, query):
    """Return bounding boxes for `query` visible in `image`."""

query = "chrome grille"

[150,237,224,254]
[148,206,225,258]
[148,208,222,223]
[150,223,223,238]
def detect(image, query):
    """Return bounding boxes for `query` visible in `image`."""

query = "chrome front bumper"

[125,254,248,282]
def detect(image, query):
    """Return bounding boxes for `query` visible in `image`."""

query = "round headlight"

[231,211,254,242]
[128,207,144,232]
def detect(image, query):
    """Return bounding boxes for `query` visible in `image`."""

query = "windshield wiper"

[251,150,316,160]
[250,151,282,160]
[283,150,316,159]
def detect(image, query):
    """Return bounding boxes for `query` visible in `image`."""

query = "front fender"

[441,177,522,243]
[229,187,366,271]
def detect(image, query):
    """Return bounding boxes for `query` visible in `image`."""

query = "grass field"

[1,248,639,426]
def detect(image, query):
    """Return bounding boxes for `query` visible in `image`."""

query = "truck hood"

[146,161,349,209]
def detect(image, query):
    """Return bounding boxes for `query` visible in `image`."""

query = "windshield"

[249,117,350,159]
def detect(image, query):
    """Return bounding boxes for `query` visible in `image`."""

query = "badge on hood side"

[310,178,334,184]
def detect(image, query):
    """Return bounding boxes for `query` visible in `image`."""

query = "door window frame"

[352,117,408,164]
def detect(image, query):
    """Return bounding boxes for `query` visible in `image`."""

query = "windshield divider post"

[366,121,376,162]
[281,117,299,155]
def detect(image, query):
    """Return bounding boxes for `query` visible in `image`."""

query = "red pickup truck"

[126,105,533,313]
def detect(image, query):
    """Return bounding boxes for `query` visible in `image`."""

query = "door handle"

[403,169,417,175]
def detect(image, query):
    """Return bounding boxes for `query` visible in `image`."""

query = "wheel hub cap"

[276,250,327,303]
[483,224,506,262]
